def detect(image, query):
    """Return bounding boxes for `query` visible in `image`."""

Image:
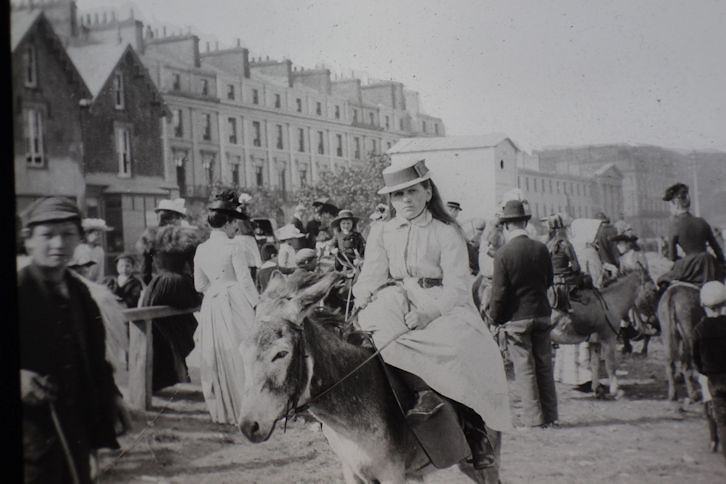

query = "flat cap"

[21,197,81,227]
[663,183,689,202]
[701,281,726,308]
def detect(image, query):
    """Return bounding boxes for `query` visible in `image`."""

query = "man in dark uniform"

[658,183,725,287]
[594,211,619,268]
[18,197,131,483]
[490,200,557,428]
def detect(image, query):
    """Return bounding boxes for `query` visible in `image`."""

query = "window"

[24,45,37,87]
[525,177,530,191]
[354,137,360,160]
[279,168,286,192]
[576,184,581,196]
[172,72,181,90]
[336,134,343,157]
[231,162,240,186]
[276,124,283,149]
[369,112,375,126]
[201,79,209,96]
[202,113,212,140]
[386,141,391,149]
[173,109,183,137]
[316,102,322,116]
[299,169,307,186]
[113,72,124,109]
[335,105,340,119]
[227,84,235,100]
[317,131,324,154]
[385,116,390,130]
[252,121,261,147]
[549,180,553,193]
[434,123,439,135]
[371,139,377,155]
[296,98,302,112]
[353,109,358,122]
[422,121,427,133]
[255,165,264,187]
[274,93,281,109]
[399,118,404,130]
[252,88,259,104]
[204,157,214,184]
[228,117,237,144]
[24,109,44,166]
[115,126,131,177]
[534,178,538,192]
[556,181,560,194]
[517,176,521,188]
[298,128,305,152]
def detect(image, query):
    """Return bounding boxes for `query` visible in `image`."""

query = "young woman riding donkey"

[656,183,725,402]
[238,159,512,483]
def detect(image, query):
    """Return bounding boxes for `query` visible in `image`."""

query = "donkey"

[549,267,658,397]
[657,283,705,402]
[238,271,499,484]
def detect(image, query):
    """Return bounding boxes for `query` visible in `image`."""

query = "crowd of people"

[16,155,726,481]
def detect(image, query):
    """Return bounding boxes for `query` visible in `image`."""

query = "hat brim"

[377,172,432,195]
[332,216,359,228]
[155,207,187,216]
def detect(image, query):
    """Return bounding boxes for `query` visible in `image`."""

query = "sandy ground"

[97,253,726,483]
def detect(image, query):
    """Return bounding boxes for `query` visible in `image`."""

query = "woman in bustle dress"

[194,193,259,424]
[136,198,203,392]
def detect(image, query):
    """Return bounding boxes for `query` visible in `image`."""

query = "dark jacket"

[595,222,619,266]
[305,220,321,250]
[18,264,120,450]
[693,315,726,376]
[104,275,143,308]
[668,212,725,263]
[331,230,366,268]
[490,233,554,324]
[548,237,581,284]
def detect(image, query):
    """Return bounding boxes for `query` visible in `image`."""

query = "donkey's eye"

[271,351,289,362]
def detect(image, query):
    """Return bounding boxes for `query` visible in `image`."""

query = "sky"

[75,0,726,153]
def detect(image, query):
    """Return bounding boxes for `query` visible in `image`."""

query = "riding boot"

[393,368,445,425]
[459,406,496,469]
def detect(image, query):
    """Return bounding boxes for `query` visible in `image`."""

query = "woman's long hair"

[387,179,465,239]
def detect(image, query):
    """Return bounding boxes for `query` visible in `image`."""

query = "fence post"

[128,318,153,410]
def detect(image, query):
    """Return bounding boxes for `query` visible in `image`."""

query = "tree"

[296,153,390,229]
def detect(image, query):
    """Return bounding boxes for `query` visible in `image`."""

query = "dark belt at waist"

[392,277,443,289]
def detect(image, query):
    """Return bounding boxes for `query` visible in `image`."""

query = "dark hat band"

[382,160,429,189]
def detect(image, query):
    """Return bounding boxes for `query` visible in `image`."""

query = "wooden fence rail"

[120,305,200,410]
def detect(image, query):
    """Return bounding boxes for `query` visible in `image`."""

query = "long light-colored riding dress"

[353,210,513,432]
[194,230,259,424]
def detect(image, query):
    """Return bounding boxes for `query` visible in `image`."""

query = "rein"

[283,279,409,420]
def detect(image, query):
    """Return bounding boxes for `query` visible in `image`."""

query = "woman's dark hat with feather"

[662,183,689,202]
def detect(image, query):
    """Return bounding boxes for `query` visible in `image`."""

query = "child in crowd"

[104,253,144,309]
[276,224,306,269]
[694,281,726,460]
[330,209,366,272]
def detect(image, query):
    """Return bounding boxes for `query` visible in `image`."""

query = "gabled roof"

[66,43,131,99]
[11,9,42,52]
[66,42,169,115]
[388,134,520,154]
[593,162,624,179]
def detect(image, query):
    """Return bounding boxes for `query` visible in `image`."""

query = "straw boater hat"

[155,198,187,216]
[82,218,113,232]
[276,224,306,241]
[447,201,462,212]
[498,200,531,223]
[700,281,726,308]
[378,159,432,195]
[331,209,359,230]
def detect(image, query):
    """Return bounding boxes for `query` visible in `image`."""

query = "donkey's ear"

[297,272,340,308]
[263,270,288,297]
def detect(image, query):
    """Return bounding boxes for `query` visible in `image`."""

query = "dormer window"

[24,45,37,88]
[252,89,259,105]
[296,98,302,112]
[316,102,322,116]
[113,72,124,109]
[24,108,44,166]
[201,79,209,96]
[334,105,340,119]
[115,126,131,177]
[172,72,181,90]
[274,93,281,109]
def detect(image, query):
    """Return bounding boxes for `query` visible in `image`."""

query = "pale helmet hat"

[276,224,306,241]
[81,218,113,232]
[155,198,187,216]
[238,193,253,204]
[377,159,432,195]
[700,281,726,308]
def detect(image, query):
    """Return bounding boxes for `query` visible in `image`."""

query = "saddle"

[377,358,470,469]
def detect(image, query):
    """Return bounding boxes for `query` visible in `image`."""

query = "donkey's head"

[238,270,340,443]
